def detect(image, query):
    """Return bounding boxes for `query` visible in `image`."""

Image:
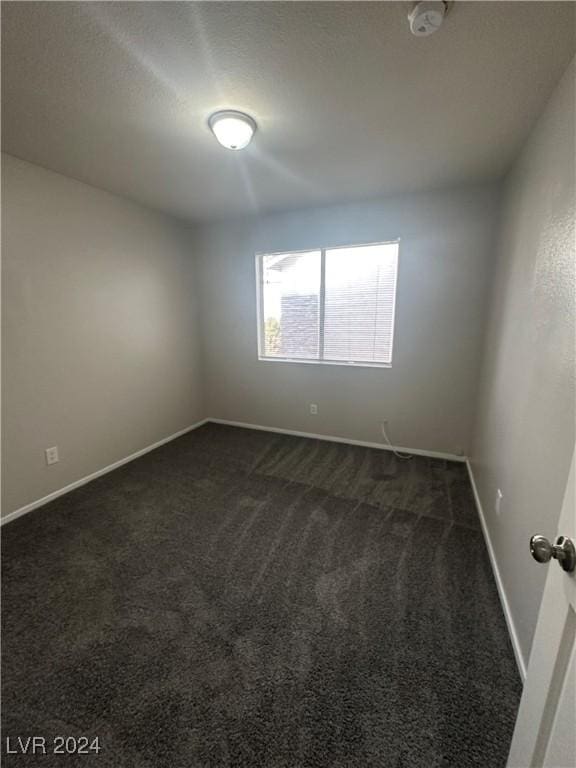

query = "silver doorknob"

[530,535,576,573]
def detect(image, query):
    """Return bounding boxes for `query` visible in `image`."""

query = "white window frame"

[255,240,400,369]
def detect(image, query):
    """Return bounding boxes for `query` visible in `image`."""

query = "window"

[256,241,399,367]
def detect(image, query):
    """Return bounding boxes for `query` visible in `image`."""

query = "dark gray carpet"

[2,423,521,767]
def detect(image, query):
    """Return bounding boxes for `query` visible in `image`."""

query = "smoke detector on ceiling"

[408,1,448,37]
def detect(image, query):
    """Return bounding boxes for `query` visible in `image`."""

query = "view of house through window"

[257,242,399,366]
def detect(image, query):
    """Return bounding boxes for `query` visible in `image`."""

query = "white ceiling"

[2,1,575,222]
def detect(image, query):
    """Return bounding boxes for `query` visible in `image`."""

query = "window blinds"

[258,242,399,367]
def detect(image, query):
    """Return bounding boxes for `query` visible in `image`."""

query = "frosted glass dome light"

[208,110,257,150]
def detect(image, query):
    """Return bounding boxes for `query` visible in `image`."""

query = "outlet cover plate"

[45,446,59,466]
[495,488,503,515]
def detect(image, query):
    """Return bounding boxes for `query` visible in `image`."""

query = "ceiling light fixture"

[208,110,257,150]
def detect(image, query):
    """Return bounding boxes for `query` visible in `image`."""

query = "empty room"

[1,1,575,766]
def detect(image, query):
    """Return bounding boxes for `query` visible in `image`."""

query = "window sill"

[257,356,392,370]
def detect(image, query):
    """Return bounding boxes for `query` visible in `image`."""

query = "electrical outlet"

[495,488,503,515]
[309,403,318,415]
[45,446,59,466]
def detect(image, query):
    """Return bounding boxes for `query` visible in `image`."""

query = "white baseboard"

[208,418,466,462]
[466,459,527,681]
[1,419,209,527]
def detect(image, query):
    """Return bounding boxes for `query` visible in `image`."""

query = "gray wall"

[195,183,500,456]
[2,154,204,517]
[471,59,576,666]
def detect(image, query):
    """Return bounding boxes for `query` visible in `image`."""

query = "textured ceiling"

[2,1,575,222]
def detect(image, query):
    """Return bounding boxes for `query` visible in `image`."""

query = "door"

[507,448,576,768]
